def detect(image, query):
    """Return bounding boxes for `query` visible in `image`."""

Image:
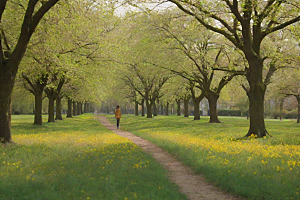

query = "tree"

[189,81,205,120]
[45,74,65,122]
[22,73,48,125]
[167,0,300,137]
[155,13,243,123]
[0,0,59,142]
[123,64,170,118]
[109,12,172,118]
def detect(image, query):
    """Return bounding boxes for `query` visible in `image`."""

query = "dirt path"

[98,116,242,200]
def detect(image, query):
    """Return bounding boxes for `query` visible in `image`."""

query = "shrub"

[189,110,203,116]
[272,110,288,119]
[242,110,249,117]
[218,109,241,116]
[285,109,298,119]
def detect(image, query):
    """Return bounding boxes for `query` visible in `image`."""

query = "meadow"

[0,114,186,200]
[110,115,300,200]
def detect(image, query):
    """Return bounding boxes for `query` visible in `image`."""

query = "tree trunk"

[77,103,81,115]
[135,101,139,116]
[141,99,145,116]
[161,105,164,115]
[176,100,181,116]
[166,102,169,116]
[153,102,157,116]
[91,103,94,113]
[184,98,189,117]
[80,102,83,114]
[86,103,90,113]
[0,97,12,143]
[84,102,87,113]
[280,98,284,121]
[193,99,201,120]
[67,98,72,118]
[296,96,300,123]
[146,100,152,118]
[190,88,204,120]
[34,93,43,125]
[206,92,221,123]
[8,97,11,134]
[48,97,55,122]
[0,73,14,143]
[73,101,77,116]
[55,95,63,120]
[245,58,267,137]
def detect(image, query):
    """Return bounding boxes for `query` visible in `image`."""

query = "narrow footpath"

[98,116,242,200]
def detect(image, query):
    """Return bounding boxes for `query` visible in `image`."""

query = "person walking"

[114,105,121,129]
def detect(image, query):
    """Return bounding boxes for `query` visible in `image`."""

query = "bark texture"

[135,101,139,116]
[84,102,87,113]
[55,94,63,120]
[153,102,158,116]
[73,101,77,116]
[176,99,181,116]
[296,96,300,123]
[141,99,145,116]
[34,93,43,124]
[48,96,55,122]
[184,98,189,117]
[146,101,152,118]
[67,98,72,118]
[245,58,266,137]
[206,92,221,123]
[166,102,169,116]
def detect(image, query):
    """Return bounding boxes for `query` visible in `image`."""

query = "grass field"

[0,114,186,200]
[110,115,300,200]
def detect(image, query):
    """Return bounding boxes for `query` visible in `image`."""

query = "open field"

[108,115,300,200]
[0,114,186,200]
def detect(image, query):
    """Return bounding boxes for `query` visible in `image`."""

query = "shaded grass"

[0,114,186,200]
[110,115,300,200]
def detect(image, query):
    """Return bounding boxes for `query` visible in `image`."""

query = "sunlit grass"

[0,114,186,200]
[111,115,300,200]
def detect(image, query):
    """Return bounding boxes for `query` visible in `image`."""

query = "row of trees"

[0,0,118,142]
[1,0,299,142]
[108,1,300,138]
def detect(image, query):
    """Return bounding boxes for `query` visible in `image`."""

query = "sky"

[114,1,175,16]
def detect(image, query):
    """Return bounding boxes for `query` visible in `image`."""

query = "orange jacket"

[115,108,121,119]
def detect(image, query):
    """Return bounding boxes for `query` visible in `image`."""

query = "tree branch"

[0,0,8,63]
[31,0,59,33]
[262,16,300,38]
[22,73,36,93]
[168,0,242,49]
